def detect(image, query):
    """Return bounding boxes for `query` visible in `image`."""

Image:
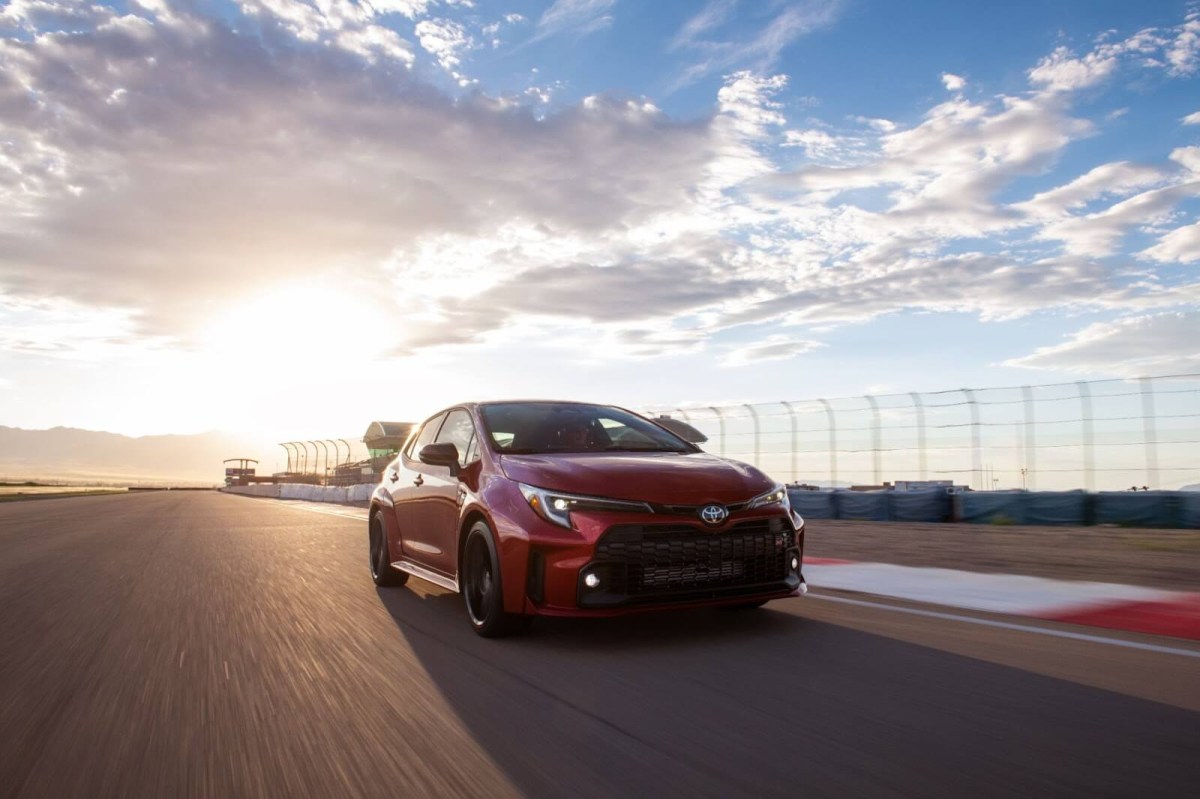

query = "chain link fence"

[649,374,1200,492]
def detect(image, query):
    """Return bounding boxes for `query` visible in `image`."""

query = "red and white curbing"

[805,558,1200,641]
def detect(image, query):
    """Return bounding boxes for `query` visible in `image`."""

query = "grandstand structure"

[269,421,415,486]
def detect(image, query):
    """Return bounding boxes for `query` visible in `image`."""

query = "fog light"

[790,556,799,571]
[584,572,601,588]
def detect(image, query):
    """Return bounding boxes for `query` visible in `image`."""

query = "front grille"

[592,518,794,600]
[653,500,749,517]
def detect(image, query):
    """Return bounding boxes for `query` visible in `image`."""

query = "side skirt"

[391,560,460,593]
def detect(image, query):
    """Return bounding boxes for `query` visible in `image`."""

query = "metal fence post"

[315,441,330,483]
[281,443,294,473]
[326,440,340,472]
[1021,385,1036,491]
[1076,381,1094,492]
[708,406,727,456]
[743,404,761,468]
[781,401,800,483]
[1141,377,1159,490]
[817,398,837,488]
[908,392,927,481]
[962,388,981,490]
[865,394,882,486]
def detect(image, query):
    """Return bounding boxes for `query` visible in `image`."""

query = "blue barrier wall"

[785,487,1197,528]
[889,488,951,523]
[1092,491,1180,528]
[787,490,836,519]
[1023,491,1089,526]
[1181,493,1200,529]
[833,490,890,521]
[954,492,1027,524]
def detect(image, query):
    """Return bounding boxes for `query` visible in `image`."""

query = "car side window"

[435,409,478,467]
[406,412,446,459]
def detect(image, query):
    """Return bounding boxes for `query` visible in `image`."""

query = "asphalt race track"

[1,492,1197,798]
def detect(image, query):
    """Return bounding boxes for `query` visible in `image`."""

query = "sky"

[0,0,1198,444]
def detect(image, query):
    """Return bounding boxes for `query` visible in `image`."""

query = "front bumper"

[520,510,805,615]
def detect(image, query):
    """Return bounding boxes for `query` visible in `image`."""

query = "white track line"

[281,503,368,521]
[807,593,1200,659]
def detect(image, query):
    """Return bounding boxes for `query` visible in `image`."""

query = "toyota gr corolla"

[368,401,806,637]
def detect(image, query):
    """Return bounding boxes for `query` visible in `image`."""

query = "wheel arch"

[457,508,491,578]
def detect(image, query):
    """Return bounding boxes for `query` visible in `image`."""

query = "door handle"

[413,475,424,487]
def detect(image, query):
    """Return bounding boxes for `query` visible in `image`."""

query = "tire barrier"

[787,487,1199,528]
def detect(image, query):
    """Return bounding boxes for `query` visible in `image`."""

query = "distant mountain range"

[0,426,285,486]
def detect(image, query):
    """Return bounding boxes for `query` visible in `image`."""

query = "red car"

[368,401,806,636]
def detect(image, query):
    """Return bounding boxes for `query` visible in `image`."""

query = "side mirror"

[419,442,461,476]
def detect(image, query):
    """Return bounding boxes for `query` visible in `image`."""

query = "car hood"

[498,451,775,505]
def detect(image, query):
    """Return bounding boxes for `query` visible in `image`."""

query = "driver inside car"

[558,418,592,449]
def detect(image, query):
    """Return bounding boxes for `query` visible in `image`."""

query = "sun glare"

[201,283,391,371]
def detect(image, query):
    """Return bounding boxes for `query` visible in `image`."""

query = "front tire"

[369,512,408,587]
[461,522,525,638]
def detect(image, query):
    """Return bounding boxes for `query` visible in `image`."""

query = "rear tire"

[461,522,526,638]
[369,512,408,587]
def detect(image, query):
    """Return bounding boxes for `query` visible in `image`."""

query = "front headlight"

[746,483,789,510]
[518,483,654,529]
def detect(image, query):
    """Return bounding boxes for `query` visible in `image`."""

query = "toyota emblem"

[699,504,728,525]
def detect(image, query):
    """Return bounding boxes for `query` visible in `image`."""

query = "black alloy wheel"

[462,522,526,638]
[369,512,407,587]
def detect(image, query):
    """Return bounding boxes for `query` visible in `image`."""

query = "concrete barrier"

[223,484,281,498]
[224,483,376,504]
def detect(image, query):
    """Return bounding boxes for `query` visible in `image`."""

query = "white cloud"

[670,0,737,51]
[237,0,416,63]
[667,0,846,90]
[415,17,474,72]
[533,0,614,41]
[782,129,837,156]
[1005,312,1200,377]
[1030,150,1200,256]
[941,73,965,91]
[1165,10,1200,75]
[722,336,823,366]
[1028,45,1118,92]
[367,0,434,17]
[1140,220,1200,263]
[852,116,896,132]
[1181,110,1200,125]
[1016,161,1166,219]
[1,3,1197,374]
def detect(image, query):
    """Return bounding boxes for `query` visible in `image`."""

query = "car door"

[389,411,446,568]
[409,408,479,577]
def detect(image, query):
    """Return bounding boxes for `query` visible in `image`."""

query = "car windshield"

[480,402,695,454]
